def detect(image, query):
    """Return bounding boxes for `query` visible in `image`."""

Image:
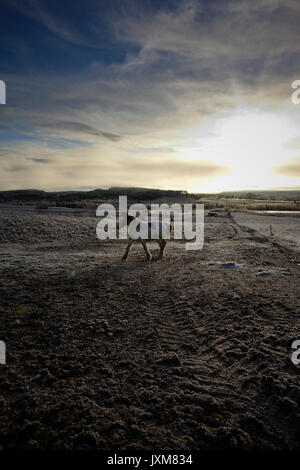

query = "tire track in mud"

[140,261,242,399]
[145,262,213,349]
[144,265,202,355]
[136,230,299,407]
[139,263,298,451]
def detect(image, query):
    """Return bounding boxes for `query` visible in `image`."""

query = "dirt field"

[0,208,300,450]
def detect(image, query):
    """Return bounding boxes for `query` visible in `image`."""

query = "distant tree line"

[0,187,193,203]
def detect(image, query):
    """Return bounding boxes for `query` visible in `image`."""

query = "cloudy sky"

[1,0,300,192]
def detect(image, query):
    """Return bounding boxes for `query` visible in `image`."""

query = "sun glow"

[182,109,300,193]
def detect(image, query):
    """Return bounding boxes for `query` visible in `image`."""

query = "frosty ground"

[0,208,299,450]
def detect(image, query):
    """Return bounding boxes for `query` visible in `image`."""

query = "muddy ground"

[0,209,299,450]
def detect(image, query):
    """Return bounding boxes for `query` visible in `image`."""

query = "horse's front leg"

[141,240,152,261]
[122,239,134,261]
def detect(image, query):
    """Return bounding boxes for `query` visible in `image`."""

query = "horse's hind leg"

[141,240,152,261]
[158,239,167,259]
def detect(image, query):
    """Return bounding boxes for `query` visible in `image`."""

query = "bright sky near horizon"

[1,0,300,192]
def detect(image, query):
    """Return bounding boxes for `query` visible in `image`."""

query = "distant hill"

[218,190,300,201]
[1,188,300,203]
[0,187,192,203]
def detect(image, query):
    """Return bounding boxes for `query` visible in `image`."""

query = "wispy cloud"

[0,141,229,190]
[274,158,300,177]
[29,157,50,163]
[37,120,122,141]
